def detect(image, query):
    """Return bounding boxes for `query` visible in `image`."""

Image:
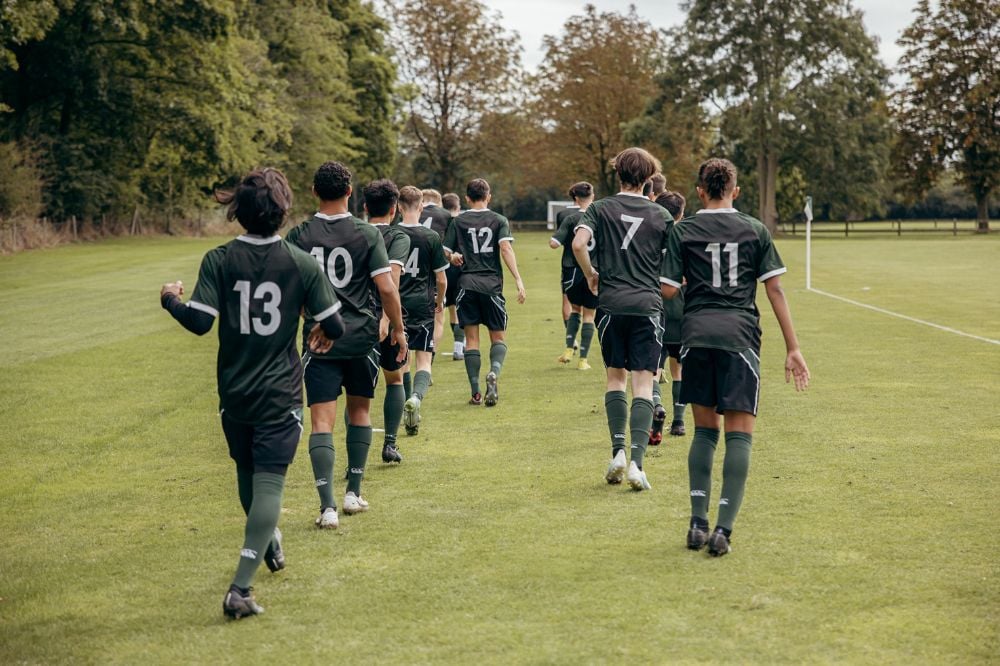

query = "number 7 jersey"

[661,208,786,352]
[442,209,513,295]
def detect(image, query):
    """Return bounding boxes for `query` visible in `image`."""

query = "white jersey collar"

[617,192,648,199]
[315,212,352,221]
[696,207,739,214]
[237,234,281,245]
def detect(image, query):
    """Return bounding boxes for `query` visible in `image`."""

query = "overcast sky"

[481,0,918,72]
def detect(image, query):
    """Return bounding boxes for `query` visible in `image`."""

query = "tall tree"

[392,0,522,192]
[893,0,999,232]
[534,4,663,196]
[664,0,889,229]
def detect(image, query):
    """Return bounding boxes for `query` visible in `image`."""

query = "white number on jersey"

[311,246,354,289]
[620,214,643,250]
[466,227,494,254]
[706,242,739,287]
[233,280,282,336]
[403,247,420,277]
[422,216,433,229]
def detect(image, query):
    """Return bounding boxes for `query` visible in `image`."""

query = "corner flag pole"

[804,196,813,291]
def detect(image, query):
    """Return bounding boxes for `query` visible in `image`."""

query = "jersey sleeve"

[576,202,599,240]
[443,220,457,254]
[367,226,391,278]
[551,215,572,246]
[497,216,513,244]
[756,226,787,282]
[430,235,449,272]
[188,248,224,317]
[292,245,342,321]
[285,221,304,247]
[387,231,410,266]
[661,224,684,289]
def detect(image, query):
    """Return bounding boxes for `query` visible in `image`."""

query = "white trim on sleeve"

[313,301,343,321]
[550,238,562,246]
[434,264,450,273]
[389,259,405,266]
[498,236,514,243]
[758,267,787,282]
[573,224,593,239]
[188,300,219,317]
[370,266,392,278]
[660,277,682,288]
[442,246,453,254]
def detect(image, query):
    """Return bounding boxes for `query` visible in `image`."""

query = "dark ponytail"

[697,158,737,200]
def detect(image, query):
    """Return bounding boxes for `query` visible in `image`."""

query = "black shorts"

[456,289,508,331]
[378,334,406,371]
[562,267,598,310]
[444,264,463,307]
[406,320,435,353]
[596,310,663,372]
[679,347,761,416]
[222,410,303,472]
[659,342,682,367]
[303,351,380,403]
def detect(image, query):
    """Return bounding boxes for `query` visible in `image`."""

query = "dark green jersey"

[419,204,452,240]
[577,193,673,316]
[442,209,513,295]
[662,208,786,352]
[188,235,341,424]
[551,207,591,269]
[372,222,411,314]
[399,222,449,324]
[286,213,390,359]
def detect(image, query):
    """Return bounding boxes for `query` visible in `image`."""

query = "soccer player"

[443,178,526,406]
[439,191,466,361]
[571,147,673,492]
[364,179,410,464]
[661,158,809,556]
[287,161,407,528]
[649,190,688,445]
[159,168,345,619]
[548,182,597,370]
[648,172,667,201]
[397,186,449,433]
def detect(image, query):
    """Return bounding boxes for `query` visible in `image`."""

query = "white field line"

[807,287,1000,346]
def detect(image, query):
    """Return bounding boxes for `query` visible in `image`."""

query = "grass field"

[1,231,998,663]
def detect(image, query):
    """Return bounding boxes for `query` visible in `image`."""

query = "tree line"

[1,0,996,240]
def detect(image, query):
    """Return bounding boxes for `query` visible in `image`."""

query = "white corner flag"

[804,196,813,290]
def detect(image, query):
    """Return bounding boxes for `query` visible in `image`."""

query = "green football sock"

[565,312,581,349]
[579,323,595,359]
[604,390,628,456]
[688,427,720,522]
[489,342,507,376]
[233,472,285,589]
[717,432,753,531]
[402,371,412,400]
[345,424,372,496]
[672,381,685,422]
[383,384,404,446]
[652,381,662,406]
[413,370,432,400]
[629,397,655,469]
[236,465,254,515]
[464,349,481,394]
[452,323,465,344]
[308,432,335,510]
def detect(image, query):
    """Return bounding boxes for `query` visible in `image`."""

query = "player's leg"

[577,306,596,370]
[707,349,761,556]
[624,314,659,491]
[597,310,628,482]
[669,354,686,436]
[648,319,670,447]
[483,292,509,407]
[681,348,722,550]
[405,349,433,434]
[562,293,571,326]
[341,352,379,513]
[433,305,445,357]
[303,357,342,528]
[458,289,484,403]
[381,368,404,463]
[559,304,581,364]
[447,264,465,359]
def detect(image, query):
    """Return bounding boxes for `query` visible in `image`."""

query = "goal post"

[804,196,813,291]
[546,201,574,230]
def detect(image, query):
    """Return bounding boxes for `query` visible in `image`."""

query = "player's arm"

[443,220,463,266]
[432,238,449,312]
[160,282,215,335]
[764,276,809,391]
[379,262,403,341]
[496,218,525,304]
[571,227,598,295]
[374,271,408,361]
[549,216,569,249]
[660,224,683,299]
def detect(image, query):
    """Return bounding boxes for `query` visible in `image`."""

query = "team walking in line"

[160,150,809,619]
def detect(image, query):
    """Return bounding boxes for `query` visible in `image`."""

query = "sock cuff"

[567,312,581,321]
[694,426,721,442]
[252,471,285,491]
[490,341,508,351]
[465,349,481,357]
[581,322,595,329]
[308,432,333,449]
[386,383,405,393]
[414,369,431,380]
[346,424,373,443]
[725,431,753,447]
[632,396,654,409]
[605,390,627,405]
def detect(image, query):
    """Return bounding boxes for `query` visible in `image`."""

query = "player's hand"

[450,252,464,266]
[587,271,599,296]
[515,279,526,304]
[307,323,334,354]
[391,327,408,363]
[160,281,183,299]
[378,317,389,342]
[785,349,810,391]
[435,302,444,313]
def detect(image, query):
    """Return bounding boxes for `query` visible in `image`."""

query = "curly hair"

[362,179,400,218]
[611,147,661,188]
[568,182,594,200]
[215,168,292,235]
[313,161,352,201]
[697,158,737,200]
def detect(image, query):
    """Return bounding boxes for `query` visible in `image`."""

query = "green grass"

[1,232,998,663]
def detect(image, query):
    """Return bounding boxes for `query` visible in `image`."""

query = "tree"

[893,0,999,232]
[392,0,522,192]
[664,0,889,229]
[534,4,663,196]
